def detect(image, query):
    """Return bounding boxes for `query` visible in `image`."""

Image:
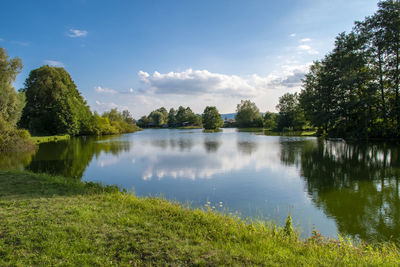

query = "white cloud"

[138,67,310,97]
[298,44,319,55]
[139,69,258,97]
[300,38,311,42]
[94,86,117,94]
[67,29,88,38]
[289,33,296,37]
[44,60,64,67]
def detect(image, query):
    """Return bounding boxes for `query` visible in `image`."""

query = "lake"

[1,128,399,242]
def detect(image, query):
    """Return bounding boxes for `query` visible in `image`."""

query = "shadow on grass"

[0,170,119,200]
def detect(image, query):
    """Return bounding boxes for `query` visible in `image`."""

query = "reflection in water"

[203,135,221,153]
[281,139,400,242]
[236,136,258,155]
[0,148,37,171]
[26,136,130,178]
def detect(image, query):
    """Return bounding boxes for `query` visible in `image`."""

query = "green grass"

[177,126,203,129]
[0,171,398,266]
[30,134,70,144]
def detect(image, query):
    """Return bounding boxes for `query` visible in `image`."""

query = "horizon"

[1,0,379,118]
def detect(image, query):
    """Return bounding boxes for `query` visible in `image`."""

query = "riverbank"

[30,134,71,144]
[0,171,398,265]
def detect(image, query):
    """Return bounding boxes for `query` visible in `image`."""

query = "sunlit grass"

[0,170,398,265]
[30,134,70,144]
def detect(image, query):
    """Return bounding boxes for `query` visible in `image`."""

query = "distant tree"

[175,106,187,125]
[122,110,135,125]
[276,92,306,131]
[263,112,277,130]
[235,100,263,128]
[19,66,92,135]
[168,108,177,127]
[202,106,223,130]
[193,114,203,126]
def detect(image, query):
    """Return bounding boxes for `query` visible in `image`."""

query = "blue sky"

[1,0,379,117]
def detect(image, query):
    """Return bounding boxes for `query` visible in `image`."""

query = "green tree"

[298,0,400,138]
[202,106,223,130]
[276,93,306,131]
[263,112,277,130]
[19,66,92,136]
[235,100,263,128]
[168,108,177,127]
[0,47,34,151]
[0,47,24,126]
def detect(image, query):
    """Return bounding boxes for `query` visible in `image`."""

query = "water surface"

[2,128,399,242]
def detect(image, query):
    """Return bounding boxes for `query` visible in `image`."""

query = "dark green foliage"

[168,108,177,127]
[276,93,306,131]
[202,106,223,130]
[235,100,263,128]
[299,0,400,138]
[19,66,92,136]
[263,112,277,130]
[139,106,201,128]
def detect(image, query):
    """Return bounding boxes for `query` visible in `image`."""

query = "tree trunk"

[378,48,387,122]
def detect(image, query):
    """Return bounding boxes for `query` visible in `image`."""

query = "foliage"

[299,0,400,138]
[202,106,223,130]
[19,66,92,136]
[139,106,202,128]
[0,116,35,152]
[0,47,25,127]
[0,170,399,265]
[276,93,306,131]
[88,109,140,136]
[0,47,35,151]
[235,100,263,128]
[263,112,277,130]
[167,108,177,127]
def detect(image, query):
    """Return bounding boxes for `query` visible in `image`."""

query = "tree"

[202,106,223,130]
[168,108,177,127]
[175,106,187,125]
[298,0,400,138]
[276,93,306,131]
[235,100,263,128]
[0,47,24,126]
[0,47,34,151]
[263,112,277,130]
[19,66,92,135]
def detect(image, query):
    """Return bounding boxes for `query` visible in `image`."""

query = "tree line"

[275,0,400,138]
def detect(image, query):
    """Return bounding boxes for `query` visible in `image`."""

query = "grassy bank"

[30,134,70,144]
[0,171,398,265]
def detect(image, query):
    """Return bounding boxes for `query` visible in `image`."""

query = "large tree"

[202,106,223,130]
[19,66,92,135]
[235,100,263,128]
[298,0,400,138]
[0,47,34,151]
[0,47,24,126]
[276,92,306,131]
